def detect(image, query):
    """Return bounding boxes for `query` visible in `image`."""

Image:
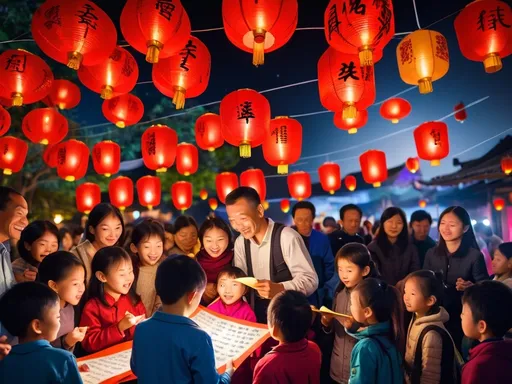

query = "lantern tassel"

[418,77,433,94]
[11,92,23,107]
[483,53,502,74]
[3,169,12,175]
[277,164,288,174]
[391,119,399,124]
[173,86,186,110]
[101,85,114,100]
[348,128,358,134]
[252,30,266,67]
[358,47,373,67]
[373,182,381,188]
[65,176,75,182]
[156,167,167,173]
[67,51,83,70]
[329,190,335,195]
[239,142,251,158]
[116,121,126,129]
[430,160,441,166]
[208,147,215,152]
[146,40,163,64]
[342,103,357,119]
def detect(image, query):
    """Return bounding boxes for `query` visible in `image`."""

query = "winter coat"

[462,339,512,384]
[368,241,420,286]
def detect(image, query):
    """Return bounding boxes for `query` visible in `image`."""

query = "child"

[461,281,512,384]
[491,242,512,288]
[0,282,82,383]
[253,290,321,384]
[130,255,232,383]
[38,251,87,351]
[12,220,60,282]
[80,246,146,354]
[129,219,165,316]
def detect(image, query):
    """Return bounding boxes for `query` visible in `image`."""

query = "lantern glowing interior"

[263,116,302,174]
[319,162,341,194]
[333,109,368,134]
[141,124,178,172]
[195,113,224,152]
[287,172,312,201]
[414,122,450,166]
[280,198,290,213]
[344,175,357,192]
[199,188,208,200]
[419,199,427,208]
[57,139,90,182]
[379,98,412,123]
[43,79,81,110]
[406,157,420,174]
[502,157,512,175]
[208,197,218,211]
[493,198,505,212]
[76,183,101,214]
[0,136,28,175]
[454,102,467,123]
[359,150,388,188]
[92,141,121,177]
[109,176,134,211]
[216,172,239,204]
[171,181,193,211]
[136,175,161,210]
[22,108,68,146]
[102,93,144,128]
[176,143,199,176]
[240,169,267,202]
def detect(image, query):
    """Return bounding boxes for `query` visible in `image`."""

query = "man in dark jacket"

[410,210,436,267]
[328,204,364,257]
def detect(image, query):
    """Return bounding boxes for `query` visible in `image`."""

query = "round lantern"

[454,102,467,123]
[222,0,298,66]
[414,121,450,166]
[42,80,81,110]
[176,143,199,176]
[57,140,90,182]
[216,172,239,204]
[220,89,271,158]
[208,197,218,211]
[493,197,506,211]
[92,141,120,177]
[102,93,144,128]
[379,98,412,123]
[120,0,191,64]
[109,176,134,211]
[419,199,427,208]
[359,150,388,188]
[280,198,290,213]
[0,49,54,106]
[141,124,178,172]
[397,30,450,94]
[171,181,193,211]
[136,175,161,210]
[31,0,117,70]
[43,144,59,168]
[319,162,341,194]
[287,171,311,201]
[22,108,68,145]
[240,169,267,202]
[344,175,357,192]
[199,188,208,200]
[76,183,101,214]
[0,106,11,136]
[152,36,211,110]
[263,116,302,174]
[502,157,512,175]
[0,136,28,175]
[195,113,224,152]
[406,157,420,174]
[455,0,512,73]
[333,109,368,134]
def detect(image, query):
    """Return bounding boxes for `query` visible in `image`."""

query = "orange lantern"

[493,197,506,211]
[240,169,267,202]
[22,108,68,145]
[152,36,211,109]
[208,197,218,211]
[414,122,450,166]
[42,80,81,110]
[359,150,388,187]
[216,172,239,204]
[109,176,134,211]
[0,136,28,175]
[263,116,302,174]
[502,156,512,175]
[120,0,191,64]
[56,139,90,182]
[102,93,144,128]
[76,183,101,214]
[287,171,311,201]
[454,102,467,123]
[455,0,512,73]
[406,157,420,174]
[280,198,291,213]
[0,106,11,136]
[419,199,427,208]
[319,162,341,194]
[333,109,368,134]
[195,113,224,152]
[262,201,270,210]
[31,0,117,70]
[176,143,199,176]
[171,181,193,211]
[92,141,120,177]
[344,175,357,191]
[220,89,271,158]
[43,144,59,168]
[136,175,161,210]
[0,49,54,106]
[379,98,412,123]
[141,124,178,172]
[199,189,208,200]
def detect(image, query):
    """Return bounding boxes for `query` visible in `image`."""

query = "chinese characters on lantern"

[156,0,176,22]
[179,40,197,71]
[75,3,98,39]
[477,6,510,31]
[236,101,256,124]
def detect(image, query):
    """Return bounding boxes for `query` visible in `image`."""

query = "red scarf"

[196,248,234,283]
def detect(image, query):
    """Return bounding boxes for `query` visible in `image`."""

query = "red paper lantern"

[22,108,68,145]
[287,171,311,201]
[176,143,199,176]
[419,199,427,208]
[152,36,211,109]
[359,150,388,188]
[414,121,450,166]
[216,172,239,204]
[102,94,144,128]
[195,113,224,152]
[406,157,420,174]
[222,0,298,66]
[136,176,161,209]
[171,181,193,211]
[199,188,208,200]
[0,136,28,175]
[240,169,267,202]
[455,0,512,73]
[141,125,178,172]
[493,197,506,211]
[92,141,120,177]
[109,176,134,211]
[76,183,101,214]
[454,102,467,123]
[344,175,357,192]
[220,89,271,158]
[43,144,59,168]
[42,80,81,110]
[502,157,512,175]
[333,109,368,134]
[280,198,291,213]
[56,139,90,182]
[32,0,117,70]
[319,162,341,194]
[324,0,395,66]
[379,98,412,123]
[208,197,218,211]
[120,0,191,64]
[0,49,54,107]
[0,106,11,136]
[263,116,302,174]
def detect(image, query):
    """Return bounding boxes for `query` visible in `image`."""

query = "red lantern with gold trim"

[92,141,120,177]
[176,143,199,176]
[56,139,90,182]
[171,181,193,211]
[0,136,28,175]
[287,171,311,201]
[42,80,81,110]
[280,198,291,213]
[195,113,224,152]
[334,109,368,134]
[22,108,68,145]
[380,98,412,123]
[263,116,302,174]
[502,156,512,175]
[414,121,450,166]
[493,197,506,211]
[102,94,144,128]
[109,176,134,211]
[454,102,467,123]
[43,144,59,168]
[360,150,388,187]
[0,106,11,136]
[406,157,420,174]
[240,169,267,202]
[216,172,238,204]
[208,197,218,211]
[199,189,208,200]
[344,175,357,192]
[76,183,101,214]
[319,162,341,194]
[141,125,178,172]
[136,175,161,210]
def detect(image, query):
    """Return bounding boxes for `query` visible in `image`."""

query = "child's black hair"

[0,282,59,338]
[198,216,232,247]
[217,265,247,281]
[17,220,60,267]
[335,243,380,291]
[405,270,445,316]
[268,291,312,343]
[38,251,85,285]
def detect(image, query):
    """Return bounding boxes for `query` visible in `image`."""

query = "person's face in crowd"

[383,214,404,242]
[350,290,370,325]
[132,235,164,266]
[90,214,123,248]
[97,259,134,297]
[337,258,369,289]
[202,226,229,258]
[61,232,73,252]
[175,225,198,253]
[49,265,86,306]
[227,198,265,240]
[217,274,246,305]
[403,277,435,316]
[439,212,467,243]
[26,231,59,263]
[31,300,61,342]
[340,209,361,236]
[412,219,431,242]
[0,193,29,241]
[323,224,336,234]
[164,231,175,253]
[461,302,481,340]
[293,208,314,237]
[491,248,512,277]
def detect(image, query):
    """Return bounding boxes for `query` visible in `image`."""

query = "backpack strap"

[270,223,287,280]
[244,238,254,278]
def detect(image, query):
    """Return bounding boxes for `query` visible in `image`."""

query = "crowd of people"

[0,184,511,383]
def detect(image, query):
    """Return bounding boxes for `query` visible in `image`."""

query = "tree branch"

[21,168,52,195]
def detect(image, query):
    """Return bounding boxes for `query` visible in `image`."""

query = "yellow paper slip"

[311,306,353,319]
[234,277,259,288]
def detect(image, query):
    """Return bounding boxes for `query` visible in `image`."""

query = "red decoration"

[379,98,412,123]
[333,109,368,134]
[280,198,291,213]
[76,183,101,214]
[199,189,208,200]
[141,125,178,172]
[344,175,357,192]
[42,80,81,110]
[0,136,28,175]
[56,139,90,182]
[176,143,199,176]
[319,162,341,194]
[359,150,388,188]
[493,197,506,211]
[220,89,271,158]
[43,144,59,168]
[222,0,298,66]
[414,122,450,166]
[0,106,11,136]
[208,197,219,211]
[419,199,427,208]
[454,102,467,123]
[240,169,267,202]
[136,176,161,209]
[195,113,224,152]
[171,181,193,211]
[406,157,420,174]
[109,176,134,211]
[287,171,311,201]
[22,108,68,145]
[263,116,302,174]
[502,157,512,175]
[102,94,144,128]
[92,141,120,177]
[216,172,239,204]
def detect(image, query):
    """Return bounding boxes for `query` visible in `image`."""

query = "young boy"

[461,281,512,384]
[0,282,82,383]
[131,255,232,383]
[253,290,321,384]
[491,242,512,288]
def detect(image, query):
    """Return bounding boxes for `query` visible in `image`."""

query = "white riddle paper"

[79,349,132,384]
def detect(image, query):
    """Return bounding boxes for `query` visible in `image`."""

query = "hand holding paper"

[311,306,353,319]
[118,311,145,332]
[253,280,285,299]
[234,277,258,288]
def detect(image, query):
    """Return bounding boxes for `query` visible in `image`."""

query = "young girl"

[129,219,165,316]
[12,221,60,282]
[169,215,200,257]
[80,246,146,354]
[491,242,512,288]
[38,251,87,351]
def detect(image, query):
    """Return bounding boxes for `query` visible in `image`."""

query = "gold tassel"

[116,121,126,128]
[329,190,335,195]
[156,167,167,173]
[342,103,357,119]
[173,86,186,110]
[239,142,251,158]
[373,182,381,188]
[11,92,23,107]
[65,176,75,182]
[418,78,433,94]
[277,164,288,174]
[430,160,440,166]
[208,147,215,152]
[391,118,399,124]
[40,139,49,145]
[348,128,357,134]
[358,47,373,67]
[483,53,502,74]
[252,29,266,66]
[101,85,113,100]
[67,51,83,70]
[146,40,163,64]
[3,169,12,175]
